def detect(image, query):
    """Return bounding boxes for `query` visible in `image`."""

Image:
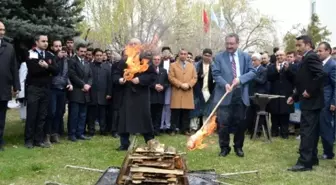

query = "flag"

[219,7,225,29]
[203,9,210,33]
[210,7,219,28]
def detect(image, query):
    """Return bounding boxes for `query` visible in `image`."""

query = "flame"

[187,115,217,151]
[123,44,149,81]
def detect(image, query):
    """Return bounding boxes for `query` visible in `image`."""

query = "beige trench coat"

[168,60,197,109]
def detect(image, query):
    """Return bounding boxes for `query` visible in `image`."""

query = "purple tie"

[231,53,237,78]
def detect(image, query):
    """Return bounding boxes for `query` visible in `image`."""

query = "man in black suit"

[270,47,279,64]
[0,21,20,151]
[25,34,59,148]
[267,50,295,139]
[68,43,92,142]
[287,35,325,172]
[150,54,169,136]
[87,48,112,136]
[247,53,268,135]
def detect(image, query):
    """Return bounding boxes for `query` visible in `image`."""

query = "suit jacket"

[89,62,112,105]
[169,60,197,109]
[150,66,169,104]
[68,56,93,104]
[267,63,295,114]
[212,50,257,106]
[322,58,336,108]
[249,65,268,96]
[292,50,325,110]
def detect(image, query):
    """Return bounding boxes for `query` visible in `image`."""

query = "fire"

[123,44,149,81]
[187,115,217,151]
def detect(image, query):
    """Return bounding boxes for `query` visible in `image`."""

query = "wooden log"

[137,161,172,168]
[130,167,184,175]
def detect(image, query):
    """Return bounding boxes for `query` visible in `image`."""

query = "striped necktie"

[231,53,237,78]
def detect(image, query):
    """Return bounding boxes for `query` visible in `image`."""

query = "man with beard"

[287,35,325,172]
[0,21,20,151]
[25,33,59,148]
[114,38,156,151]
[65,37,75,57]
[87,48,112,136]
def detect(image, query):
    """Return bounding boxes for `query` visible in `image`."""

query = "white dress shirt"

[229,50,241,77]
[322,56,331,66]
[163,60,170,71]
[202,63,210,102]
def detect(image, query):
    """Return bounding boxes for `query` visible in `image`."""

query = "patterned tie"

[231,53,237,78]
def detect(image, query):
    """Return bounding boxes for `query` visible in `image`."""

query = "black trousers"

[25,85,50,144]
[171,109,190,132]
[0,101,8,146]
[217,89,247,149]
[150,104,163,133]
[87,105,107,135]
[119,133,154,148]
[105,102,113,133]
[112,109,119,134]
[271,114,290,137]
[297,110,320,168]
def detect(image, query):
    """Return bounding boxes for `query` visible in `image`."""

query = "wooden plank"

[138,161,172,168]
[130,167,184,175]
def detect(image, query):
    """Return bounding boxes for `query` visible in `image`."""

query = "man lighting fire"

[114,38,157,151]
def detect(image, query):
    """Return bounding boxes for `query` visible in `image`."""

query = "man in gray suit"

[212,33,256,157]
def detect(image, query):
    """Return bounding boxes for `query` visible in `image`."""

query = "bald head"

[128,38,141,46]
[261,53,269,65]
[0,21,5,39]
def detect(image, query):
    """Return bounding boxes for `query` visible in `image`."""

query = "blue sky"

[251,0,335,46]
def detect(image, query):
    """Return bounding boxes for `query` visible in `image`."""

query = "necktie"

[231,53,237,78]
[41,51,45,59]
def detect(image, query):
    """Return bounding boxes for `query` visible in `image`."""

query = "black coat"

[115,60,156,134]
[150,66,169,104]
[249,65,268,96]
[267,63,295,114]
[89,62,112,105]
[112,61,124,110]
[292,51,325,110]
[0,40,20,101]
[68,56,93,104]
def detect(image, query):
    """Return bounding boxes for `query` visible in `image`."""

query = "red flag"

[203,9,210,33]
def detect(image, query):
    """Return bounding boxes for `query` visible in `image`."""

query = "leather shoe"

[288,165,312,172]
[34,142,50,148]
[219,148,231,157]
[116,146,128,151]
[25,141,34,149]
[234,148,244,157]
[112,132,119,138]
[68,136,77,142]
[321,154,334,160]
[77,135,91,140]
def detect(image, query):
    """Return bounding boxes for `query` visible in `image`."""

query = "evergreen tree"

[0,0,83,42]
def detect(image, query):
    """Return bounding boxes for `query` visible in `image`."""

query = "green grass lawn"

[0,109,335,185]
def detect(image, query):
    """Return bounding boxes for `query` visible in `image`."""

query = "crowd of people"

[0,20,336,172]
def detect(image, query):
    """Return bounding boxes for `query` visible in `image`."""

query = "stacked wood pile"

[116,140,188,185]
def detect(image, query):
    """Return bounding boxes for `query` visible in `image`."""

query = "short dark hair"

[225,33,239,43]
[296,35,314,49]
[202,48,213,55]
[319,42,332,54]
[65,37,74,42]
[76,43,87,51]
[93,48,103,55]
[87,47,94,52]
[188,52,193,56]
[34,34,47,42]
[286,51,295,55]
[61,46,67,51]
[273,47,279,53]
[161,46,171,52]
[52,39,62,46]
[105,49,111,53]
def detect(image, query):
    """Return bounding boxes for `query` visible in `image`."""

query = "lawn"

[0,109,335,185]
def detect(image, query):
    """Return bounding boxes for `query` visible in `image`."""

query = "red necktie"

[231,53,237,78]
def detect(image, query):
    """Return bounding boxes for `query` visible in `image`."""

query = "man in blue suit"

[212,33,257,157]
[317,42,336,160]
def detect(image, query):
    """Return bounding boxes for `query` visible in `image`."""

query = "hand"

[131,77,140,84]
[158,84,164,91]
[83,84,91,92]
[330,105,336,112]
[155,84,161,92]
[302,90,310,98]
[231,78,240,88]
[66,84,73,91]
[181,83,190,90]
[106,95,112,100]
[276,61,281,72]
[119,78,126,84]
[38,60,49,68]
[287,97,294,105]
[225,84,232,92]
[283,62,289,70]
